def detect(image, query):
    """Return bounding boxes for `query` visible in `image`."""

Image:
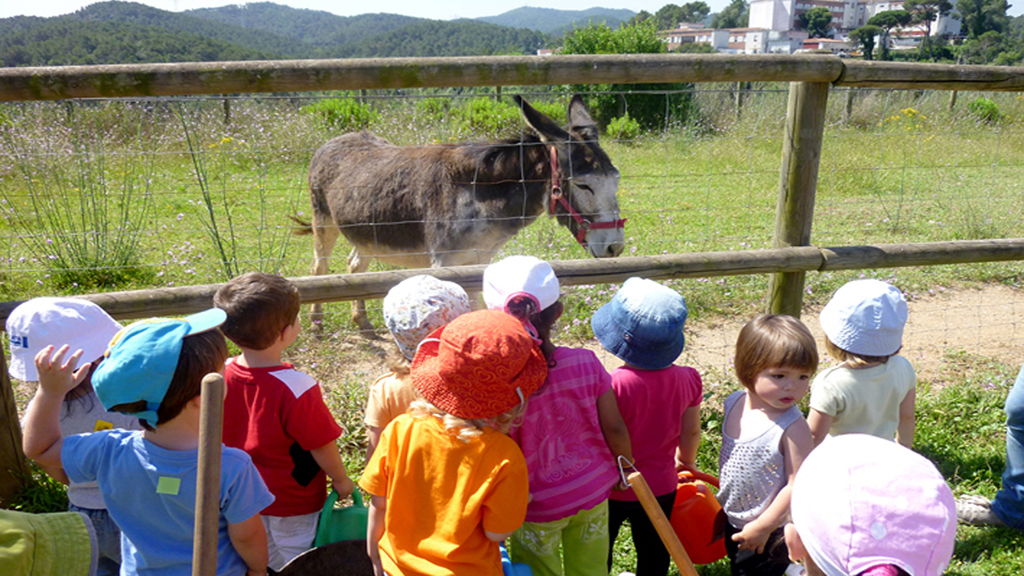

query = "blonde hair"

[734,314,819,390]
[408,398,527,443]
[824,336,897,368]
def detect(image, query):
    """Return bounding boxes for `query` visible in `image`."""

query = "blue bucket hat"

[591,277,687,370]
[92,308,227,424]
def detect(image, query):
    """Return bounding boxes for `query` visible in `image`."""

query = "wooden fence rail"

[1,238,1021,325]
[2,54,1024,102]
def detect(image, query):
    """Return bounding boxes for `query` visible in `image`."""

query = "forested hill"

[186,3,421,49]
[0,1,578,67]
[477,6,634,34]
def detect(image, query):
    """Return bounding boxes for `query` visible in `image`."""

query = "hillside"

[334,19,548,58]
[477,6,634,33]
[0,17,272,66]
[186,2,421,47]
[0,2,649,66]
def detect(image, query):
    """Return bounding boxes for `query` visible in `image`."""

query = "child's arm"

[596,389,633,477]
[806,409,833,447]
[730,418,814,555]
[675,405,702,473]
[22,345,85,471]
[227,514,268,576]
[366,426,384,462]
[367,494,387,576]
[310,441,356,498]
[896,387,916,449]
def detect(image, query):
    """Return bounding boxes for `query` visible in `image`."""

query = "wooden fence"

[2,53,1024,503]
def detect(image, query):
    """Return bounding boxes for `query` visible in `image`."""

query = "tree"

[902,0,954,36]
[626,10,653,26]
[849,24,883,59]
[711,0,749,29]
[867,10,912,60]
[798,7,835,38]
[957,0,1010,39]
[655,4,685,30]
[680,2,712,24]
[561,20,698,131]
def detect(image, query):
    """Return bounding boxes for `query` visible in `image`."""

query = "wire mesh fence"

[0,86,1022,353]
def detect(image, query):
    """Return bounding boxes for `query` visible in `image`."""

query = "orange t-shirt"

[359,414,529,576]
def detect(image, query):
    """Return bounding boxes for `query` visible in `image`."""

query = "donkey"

[294,95,625,332]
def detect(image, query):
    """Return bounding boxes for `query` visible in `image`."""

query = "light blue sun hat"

[92,308,226,424]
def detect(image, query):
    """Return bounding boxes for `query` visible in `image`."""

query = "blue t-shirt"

[63,429,274,576]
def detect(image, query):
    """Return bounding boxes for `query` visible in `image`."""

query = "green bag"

[313,489,369,548]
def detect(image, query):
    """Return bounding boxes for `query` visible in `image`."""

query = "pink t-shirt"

[510,347,619,523]
[609,364,703,500]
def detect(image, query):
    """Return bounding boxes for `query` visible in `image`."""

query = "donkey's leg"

[347,247,377,337]
[309,212,340,331]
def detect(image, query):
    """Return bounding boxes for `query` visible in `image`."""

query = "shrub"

[606,114,643,142]
[455,98,521,136]
[415,97,452,123]
[966,97,1002,123]
[302,98,378,131]
[528,100,568,125]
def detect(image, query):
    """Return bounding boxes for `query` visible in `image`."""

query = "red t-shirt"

[222,359,343,517]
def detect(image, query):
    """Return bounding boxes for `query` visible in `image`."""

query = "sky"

[0,1,734,21]
[4,0,1020,21]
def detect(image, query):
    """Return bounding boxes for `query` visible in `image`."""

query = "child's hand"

[332,475,356,499]
[732,520,773,554]
[675,460,700,475]
[34,345,87,397]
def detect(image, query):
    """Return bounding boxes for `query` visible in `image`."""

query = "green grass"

[4,87,1024,573]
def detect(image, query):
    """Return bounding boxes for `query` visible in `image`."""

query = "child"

[591,277,703,576]
[785,433,956,576]
[807,279,916,448]
[8,297,142,576]
[360,309,548,576]
[365,274,471,460]
[22,309,275,576]
[214,272,356,571]
[483,255,633,576]
[717,314,818,576]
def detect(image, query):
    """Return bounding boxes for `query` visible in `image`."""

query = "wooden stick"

[193,373,225,576]
[627,471,699,576]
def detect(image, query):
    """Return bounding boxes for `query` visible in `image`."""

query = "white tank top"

[716,390,801,528]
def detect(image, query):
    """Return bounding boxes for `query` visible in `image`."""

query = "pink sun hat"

[790,434,956,576]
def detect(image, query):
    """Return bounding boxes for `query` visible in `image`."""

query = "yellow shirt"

[360,414,529,576]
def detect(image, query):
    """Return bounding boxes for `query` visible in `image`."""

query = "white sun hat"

[819,279,908,357]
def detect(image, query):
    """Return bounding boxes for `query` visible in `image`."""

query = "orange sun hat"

[411,309,548,420]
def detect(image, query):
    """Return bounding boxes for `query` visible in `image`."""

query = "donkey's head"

[516,95,625,259]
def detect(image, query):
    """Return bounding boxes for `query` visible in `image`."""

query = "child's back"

[809,279,916,447]
[592,277,702,576]
[360,310,547,576]
[8,297,141,576]
[23,309,275,576]
[365,274,471,460]
[215,272,352,570]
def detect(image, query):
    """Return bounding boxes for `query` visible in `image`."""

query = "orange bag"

[669,470,727,565]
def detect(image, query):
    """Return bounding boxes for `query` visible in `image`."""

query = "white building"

[748,0,961,37]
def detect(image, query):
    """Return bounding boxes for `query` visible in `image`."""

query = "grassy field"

[3,85,1024,574]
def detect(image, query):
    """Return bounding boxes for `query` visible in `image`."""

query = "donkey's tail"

[289,215,313,236]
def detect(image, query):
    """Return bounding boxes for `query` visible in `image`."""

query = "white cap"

[819,279,908,357]
[483,255,560,313]
[6,297,122,381]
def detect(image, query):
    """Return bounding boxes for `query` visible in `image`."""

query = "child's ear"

[554,301,565,321]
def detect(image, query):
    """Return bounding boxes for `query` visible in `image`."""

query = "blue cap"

[93,308,226,424]
[591,277,687,370]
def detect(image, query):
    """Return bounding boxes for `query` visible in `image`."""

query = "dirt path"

[667,284,1024,389]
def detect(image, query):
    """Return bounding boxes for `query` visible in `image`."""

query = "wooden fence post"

[768,81,830,317]
[0,352,30,507]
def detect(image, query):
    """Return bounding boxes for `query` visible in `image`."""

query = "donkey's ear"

[567,94,599,141]
[515,95,569,143]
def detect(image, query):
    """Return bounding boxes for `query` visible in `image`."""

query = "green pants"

[510,500,609,576]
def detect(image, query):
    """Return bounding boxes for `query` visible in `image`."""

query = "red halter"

[547,146,626,248]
